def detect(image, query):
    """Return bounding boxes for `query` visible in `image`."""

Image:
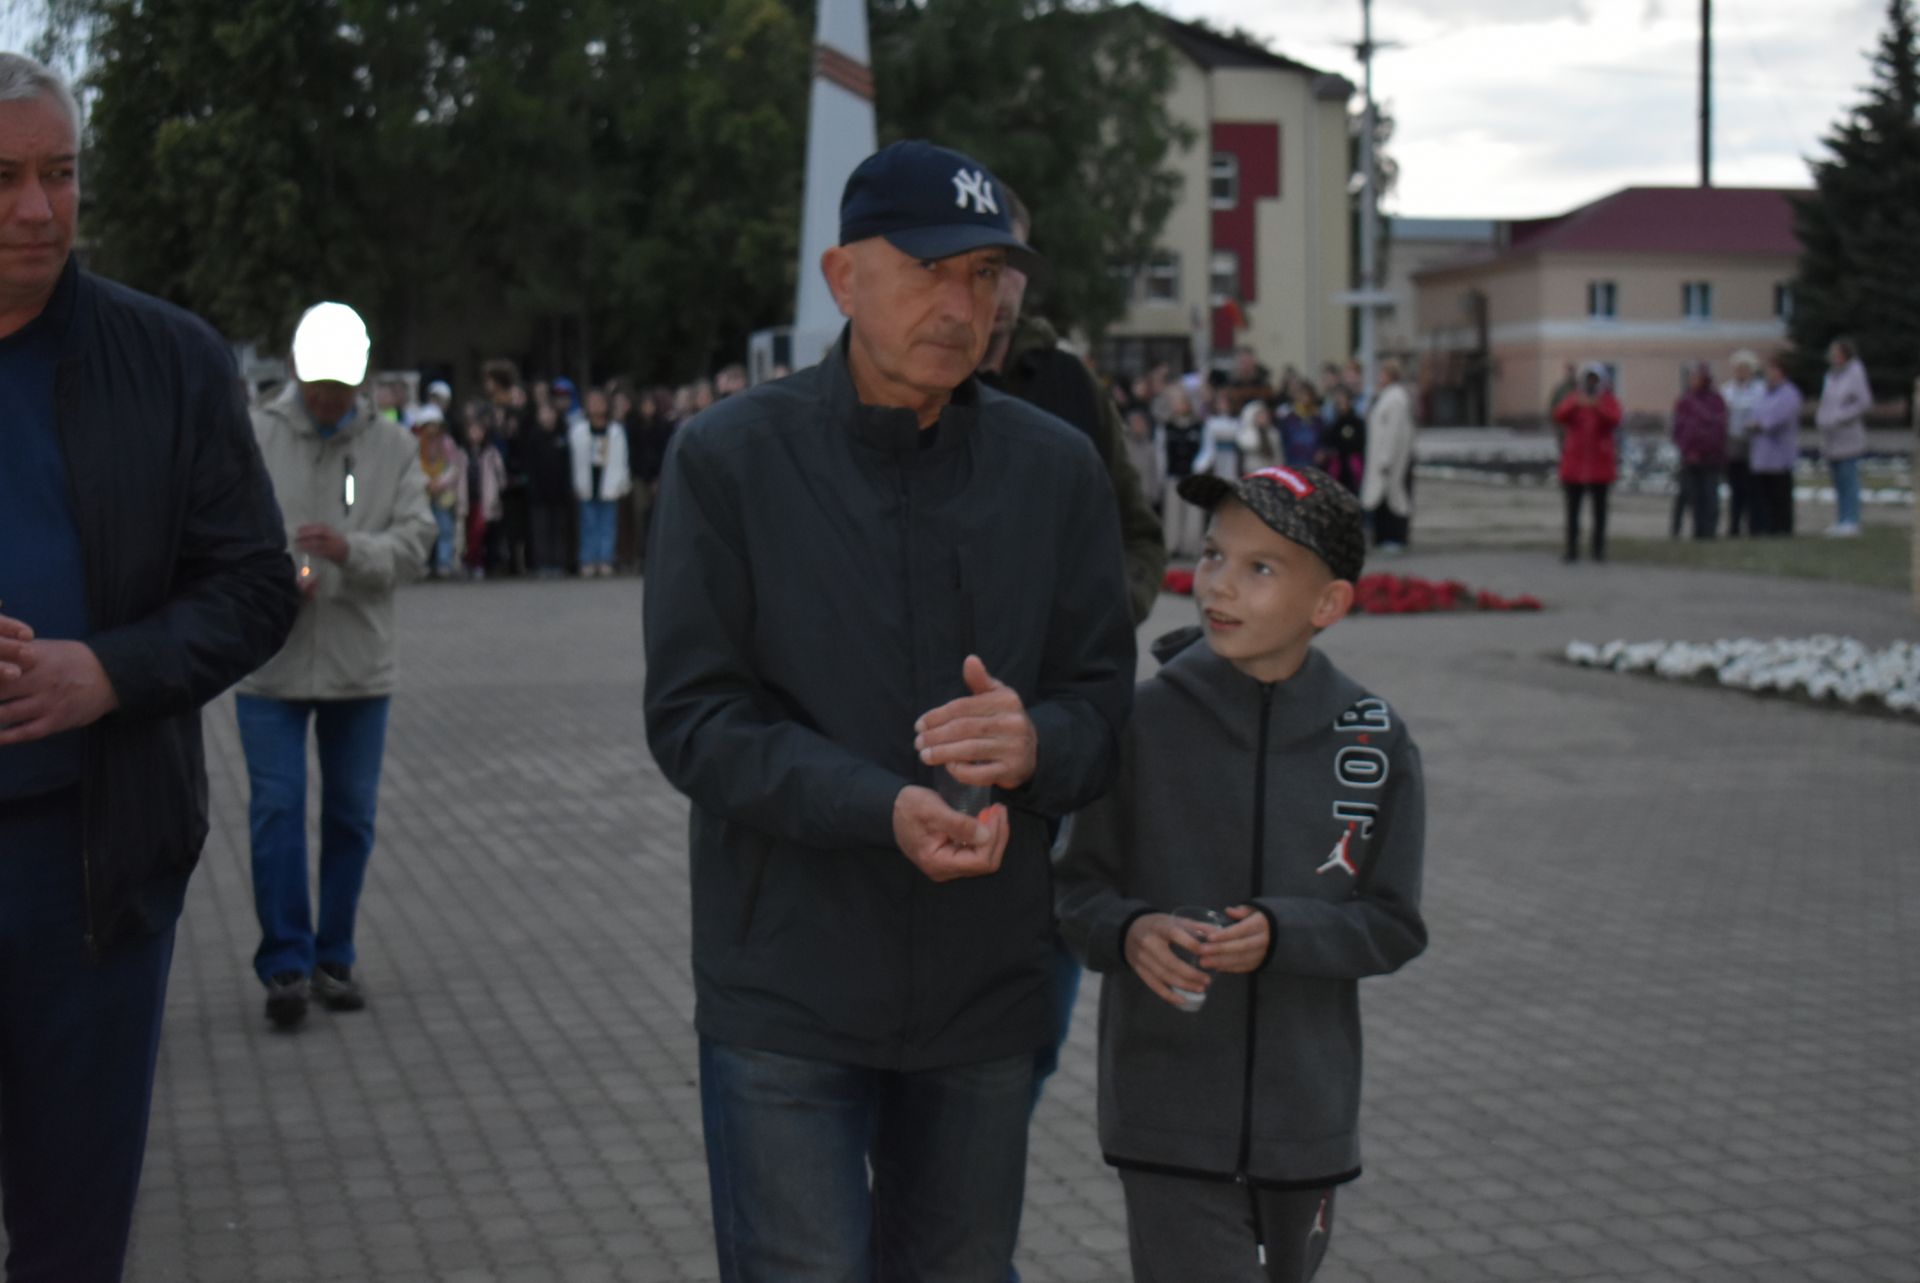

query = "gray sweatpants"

[1119,1170,1336,1283]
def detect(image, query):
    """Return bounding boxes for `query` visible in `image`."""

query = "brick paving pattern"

[15,535,1915,1281]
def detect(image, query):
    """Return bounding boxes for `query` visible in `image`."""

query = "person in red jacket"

[1552,362,1622,562]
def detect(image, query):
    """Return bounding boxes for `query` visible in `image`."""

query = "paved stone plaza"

[65,497,1920,1282]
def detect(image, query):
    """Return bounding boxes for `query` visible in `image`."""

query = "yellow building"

[1413,186,1803,426]
[1095,15,1355,380]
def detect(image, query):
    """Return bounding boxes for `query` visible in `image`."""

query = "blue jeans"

[1031,932,1083,1101]
[235,695,391,983]
[700,1038,1034,1283]
[0,788,176,1283]
[1829,457,1862,526]
[431,504,457,573]
[579,499,617,568]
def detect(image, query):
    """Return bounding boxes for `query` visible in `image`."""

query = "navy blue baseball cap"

[839,140,1043,273]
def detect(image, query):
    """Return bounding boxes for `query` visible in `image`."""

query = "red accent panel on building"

[1211,122,1281,353]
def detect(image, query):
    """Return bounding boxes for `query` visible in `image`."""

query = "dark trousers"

[1120,1169,1337,1283]
[530,498,574,573]
[699,1038,1034,1282]
[1751,471,1795,536]
[1725,459,1752,536]
[1370,504,1410,547]
[499,484,530,575]
[0,789,176,1283]
[1678,464,1721,539]
[1564,482,1609,560]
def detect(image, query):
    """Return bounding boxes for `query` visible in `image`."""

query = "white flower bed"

[1565,635,1920,717]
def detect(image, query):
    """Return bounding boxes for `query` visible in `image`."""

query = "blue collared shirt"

[0,307,90,800]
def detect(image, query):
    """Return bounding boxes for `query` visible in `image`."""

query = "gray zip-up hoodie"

[1056,628,1427,1187]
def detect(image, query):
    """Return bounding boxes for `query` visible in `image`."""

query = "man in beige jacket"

[236,301,435,1029]
[1361,360,1417,550]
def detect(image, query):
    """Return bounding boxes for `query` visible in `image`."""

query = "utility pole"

[1700,0,1713,187]
[1357,0,1380,398]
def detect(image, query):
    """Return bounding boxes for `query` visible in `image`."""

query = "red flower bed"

[1160,568,1541,614]
[1352,574,1541,615]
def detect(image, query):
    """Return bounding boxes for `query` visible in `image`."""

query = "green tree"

[869,0,1189,339]
[49,0,806,381]
[1789,0,1920,411]
[77,0,376,349]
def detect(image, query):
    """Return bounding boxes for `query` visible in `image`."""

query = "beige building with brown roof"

[1413,187,1803,426]
[1094,15,1354,381]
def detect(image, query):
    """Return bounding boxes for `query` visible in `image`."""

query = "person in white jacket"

[1360,360,1416,550]
[569,387,632,576]
[1720,349,1766,537]
[238,302,436,1027]
[1813,337,1872,537]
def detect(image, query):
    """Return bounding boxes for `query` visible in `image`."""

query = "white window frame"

[1208,250,1240,306]
[1586,280,1618,320]
[1144,252,1180,303]
[1681,280,1713,321]
[1209,153,1239,210]
[1774,282,1794,321]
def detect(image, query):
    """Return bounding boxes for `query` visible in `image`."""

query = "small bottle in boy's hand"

[1168,907,1228,1012]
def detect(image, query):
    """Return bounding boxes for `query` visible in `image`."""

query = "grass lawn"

[1608,523,1913,591]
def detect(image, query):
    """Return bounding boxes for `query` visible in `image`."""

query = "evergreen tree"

[1789,0,1920,410]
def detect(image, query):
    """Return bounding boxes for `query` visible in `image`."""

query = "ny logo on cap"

[952,168,998,216]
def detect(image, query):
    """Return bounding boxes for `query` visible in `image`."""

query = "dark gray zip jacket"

[1056,629,1427,1186]
[43,258,300,950]
[644,332,1135,1071]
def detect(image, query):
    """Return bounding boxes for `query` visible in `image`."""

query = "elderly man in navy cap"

[645,141,1136,1280]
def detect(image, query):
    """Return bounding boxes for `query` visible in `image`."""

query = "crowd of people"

[1549,338,1872,562]
[1090,346,1416,561]
[355,360,768,583]
[360,336,1422,594]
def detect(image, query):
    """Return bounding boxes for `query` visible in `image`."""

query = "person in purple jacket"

[1814,337,1872,537]
[1749,353,1805,537]
[1670,363,1729,539]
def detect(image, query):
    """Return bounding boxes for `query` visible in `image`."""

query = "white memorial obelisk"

[791,0,877,371]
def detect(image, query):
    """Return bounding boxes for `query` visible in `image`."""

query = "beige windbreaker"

[237,383,436,700]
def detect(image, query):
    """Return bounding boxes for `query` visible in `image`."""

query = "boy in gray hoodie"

[1056,464,1428,1282]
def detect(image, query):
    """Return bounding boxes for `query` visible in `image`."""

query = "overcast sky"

[4,1,1889,221]
[1160,0,1888,218]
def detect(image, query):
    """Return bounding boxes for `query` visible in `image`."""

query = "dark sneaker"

[311,962,366,1012]
[265,972,309,1029]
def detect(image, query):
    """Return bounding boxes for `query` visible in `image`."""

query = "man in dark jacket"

[978,186,1164,626]
[645,140,1136,1281]
[0,53,299,1282]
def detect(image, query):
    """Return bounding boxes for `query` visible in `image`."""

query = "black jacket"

[45,259,300,951]
[525,422,575,503]
[644,333,1136,1071]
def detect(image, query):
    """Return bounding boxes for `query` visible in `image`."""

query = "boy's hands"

[1126,905,1271,1007]
[1124,914,1215,1009]
[1196,905,1270,975]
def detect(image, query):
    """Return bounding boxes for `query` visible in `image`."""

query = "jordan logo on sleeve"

[1317,825,1359,877]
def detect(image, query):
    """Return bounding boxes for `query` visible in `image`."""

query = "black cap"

[1178,465,1367,584]
[839,140,1042,273]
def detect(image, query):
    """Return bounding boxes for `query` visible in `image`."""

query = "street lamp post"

[1357,0,1381,399]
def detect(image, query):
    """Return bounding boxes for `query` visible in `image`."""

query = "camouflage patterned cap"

[1177,465,1367,584]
